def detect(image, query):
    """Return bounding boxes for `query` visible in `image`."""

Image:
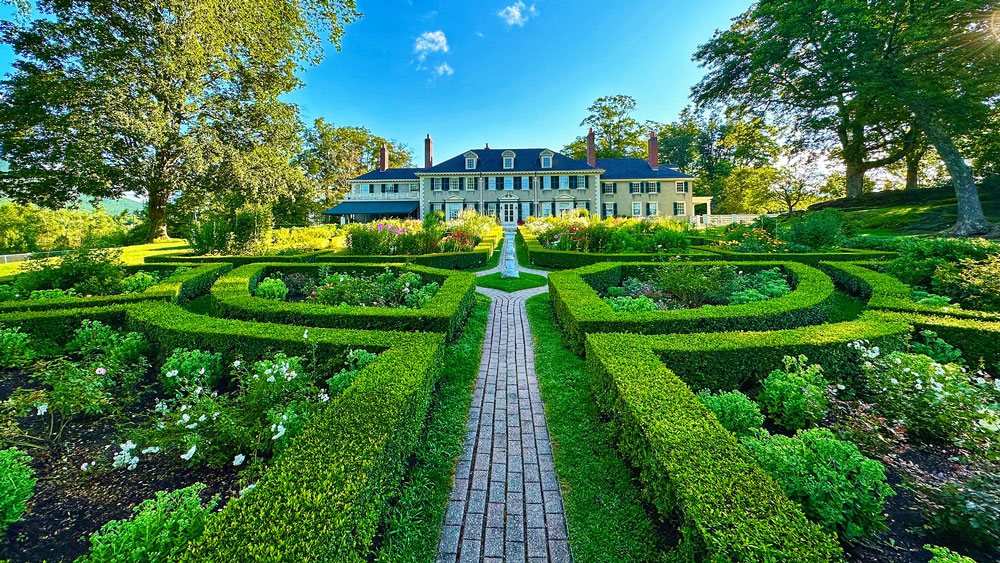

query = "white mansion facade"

[325,130,712,225]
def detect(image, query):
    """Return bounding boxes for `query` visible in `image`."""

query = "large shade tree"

[563,94,646,159]
[695,0,1000,236]
[0,0,360,240]
[297,119,412,203]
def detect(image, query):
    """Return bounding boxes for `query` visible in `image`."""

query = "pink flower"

[310,291,316,296]
[377,223,385,232]
[95,367,107,375]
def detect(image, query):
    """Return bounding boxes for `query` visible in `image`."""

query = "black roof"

[422,148,600,174]
[323,201,419,215]
[353,168,423,181]
[596,159,694,180]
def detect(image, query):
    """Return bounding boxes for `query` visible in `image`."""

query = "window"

[676,181,686,193]
[433,178,443,191]
[674,202,685,216]
[466,158,476,170]
[633,202,642,217]
[648,182,660,193]
[504,177,513,190]
[602,182,616,194]
[603,203,615,218]
[503,157,514,169]
[576,175,587,189]
[557,202,573,216]
[629,182,642,194]
[488,177,496,190]
[542,156,552,168]
[541,202,552,217]
[647,202,658,216]
[447,203,461,220]
[467,177,477,190]
[559,176,569,190]
[486,202,497,216]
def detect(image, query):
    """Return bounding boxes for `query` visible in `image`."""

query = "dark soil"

[0,368,241,563]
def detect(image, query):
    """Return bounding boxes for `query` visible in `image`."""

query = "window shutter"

[459,177,465,190]
[685,181,690,192]
[569,176,577,190]
[613,203,618,216]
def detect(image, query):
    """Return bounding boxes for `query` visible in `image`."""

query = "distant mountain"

[0,195,144,215]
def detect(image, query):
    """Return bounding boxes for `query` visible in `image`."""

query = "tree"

[564,94,645,158]
[770,158,826,213]
[694,0,999,237]
[0,0,360,241]
[297,119,412,203]
[718,166,780,214]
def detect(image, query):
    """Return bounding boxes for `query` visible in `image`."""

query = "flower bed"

[524,215,694,254]
[549,261,836,353]
[0,300,445,561]
[518,226,721,269]
[209,263,476,340]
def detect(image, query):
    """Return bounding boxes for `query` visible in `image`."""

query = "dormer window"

[540,150,554,169]
[502,150,516,170]
[464,151,478,170]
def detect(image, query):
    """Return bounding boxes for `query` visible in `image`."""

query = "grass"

[525,293,667,561]
[476,271,548,292]
[0,239,190,278]
[827,290,867,323]
[375,294,490,561]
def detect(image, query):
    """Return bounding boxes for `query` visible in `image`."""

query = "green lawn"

[525,294,667,561]
[0,239,189,278]
[476,271,548,292]
[469,238,504,272]
[375,294,490,561]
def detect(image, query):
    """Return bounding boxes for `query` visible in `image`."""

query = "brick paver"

[437,283,570,563]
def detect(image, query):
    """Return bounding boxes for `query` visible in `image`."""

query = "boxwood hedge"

[209,263,476,340]
[819,261,1000,322]
[145,250,329,267]
[517,227,721,269]
[317,226,504,270]
[0,263,231,314]
[700,246,896,265]
[586,333,843,562]
[548,261,836,353]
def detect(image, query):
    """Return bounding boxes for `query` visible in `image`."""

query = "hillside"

[0,196,144,215]
[808,185,1000,235]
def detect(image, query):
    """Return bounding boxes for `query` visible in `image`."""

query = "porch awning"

[322,201,419,215]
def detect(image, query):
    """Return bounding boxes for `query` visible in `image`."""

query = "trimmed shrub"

[0,447,35,535]
[759,355,829,431]
[78,484,218,563]
[742,428,894,542]
[695,389,764,438]
[254,277,289,301]
[549,261,835,353]
[586,334,842,561]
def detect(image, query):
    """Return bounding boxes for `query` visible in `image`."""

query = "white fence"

[0,250,71,265]
[689,214,779,228]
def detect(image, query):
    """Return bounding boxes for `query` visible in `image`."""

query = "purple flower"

[95,367,107,375]
[395,227,405,235]
[377,223,385,232]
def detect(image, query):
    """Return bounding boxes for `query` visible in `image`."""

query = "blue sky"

[0,0,752,161]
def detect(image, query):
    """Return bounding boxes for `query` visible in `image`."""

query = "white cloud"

[498,2,537,27]
[414,31,449,61]
[435,63,454,77]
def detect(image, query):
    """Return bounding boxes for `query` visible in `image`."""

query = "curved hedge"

[819,261,1000,322]
[548,261,836,353]
[0,263,231,314]
[209,263,476,340]
[144,250,329,267]
[701,246,896,265]
[586,333,843,562]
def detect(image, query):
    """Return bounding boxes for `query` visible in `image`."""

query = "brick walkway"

[437,285,571,563]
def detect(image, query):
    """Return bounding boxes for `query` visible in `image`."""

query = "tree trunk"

[845,160,866,198]
[146,185,170,242]
[905,150,921,191]
[912,107,998,237]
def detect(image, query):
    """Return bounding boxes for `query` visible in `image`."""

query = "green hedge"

[700,246,896,265]
[2,299,446,560]
[548,261,836,353]
[634,311,912,392]
[518,227,721,269]
[145,250,328,267]
[0,263,231,314]
[819,261,1000,322]
[317,226,503,271]
[586,333,843,562]
[209,263,476,340]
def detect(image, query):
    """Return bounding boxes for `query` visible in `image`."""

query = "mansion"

[324,130,712,225]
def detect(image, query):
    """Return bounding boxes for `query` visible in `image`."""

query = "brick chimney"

[648,132,659,170]
[378,142,389,172]
[586,127,596,167]
[424,134,433,168]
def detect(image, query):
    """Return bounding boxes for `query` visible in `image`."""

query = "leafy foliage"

[16,247,126,296]
[759,355,829,431]
[743,428,894,542]
[159,349,225,397]
[254,277,289,302]
[933,254,1000,313]
[696,389,764,438]
[0,447,34,535]
[0,326,32,367]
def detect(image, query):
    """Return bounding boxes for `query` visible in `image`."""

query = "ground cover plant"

[475,271,548,292]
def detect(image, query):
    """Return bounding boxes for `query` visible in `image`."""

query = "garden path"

[437,279,571,562]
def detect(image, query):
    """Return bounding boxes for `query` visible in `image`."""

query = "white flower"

[81,462,90,471]
[185,422,198,429]
[36,403,48,416]
[233,360,241,368]
[121,440,136,451]
[141,446,160,454]
[166,370,179,378]
[198,368,206,375]
[155,400,169,414]
[239,483,256,498]
[180,445,197,461]
[318,392,330,403]
[266,375,276,383]
[198,414,207,421]
[233,454,245,466]
[271,423,286,440]
[303,329,309,340]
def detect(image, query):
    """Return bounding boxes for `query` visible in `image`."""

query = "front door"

[446,203,462,220]
[502,202,516,224]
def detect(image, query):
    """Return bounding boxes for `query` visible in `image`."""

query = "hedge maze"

[0,247,480,561]
[540,243,1000,562]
